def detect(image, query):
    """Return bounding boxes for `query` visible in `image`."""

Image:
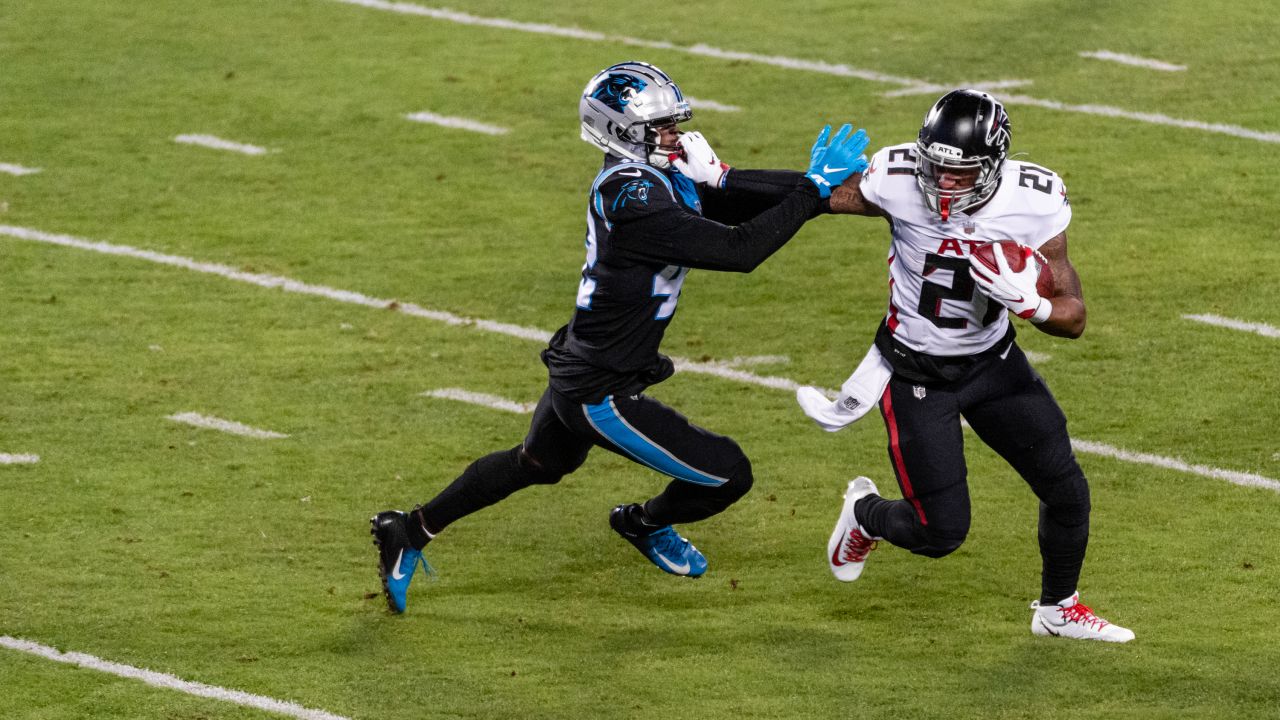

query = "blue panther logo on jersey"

[612,178,653,210]
[592,73,647,113]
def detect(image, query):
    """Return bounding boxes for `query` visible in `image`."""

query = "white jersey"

[860,142,1072,356]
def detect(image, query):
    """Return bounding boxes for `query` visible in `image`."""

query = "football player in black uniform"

[371,61,870,612]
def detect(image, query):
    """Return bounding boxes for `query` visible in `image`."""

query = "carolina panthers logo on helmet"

[612,178,653,210]
[592,73,647,113]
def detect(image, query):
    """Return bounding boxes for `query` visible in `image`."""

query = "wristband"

[1029,297,1052,324]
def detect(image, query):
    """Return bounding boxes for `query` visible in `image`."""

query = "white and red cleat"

[827,477,880,582]
[1030,591,1135,643]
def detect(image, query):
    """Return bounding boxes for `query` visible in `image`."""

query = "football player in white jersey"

[820,89,1134,642]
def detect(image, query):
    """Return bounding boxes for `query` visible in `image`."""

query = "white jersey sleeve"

[859,143,920,217]
[862,146,1073,357]
[984,160,1072,252]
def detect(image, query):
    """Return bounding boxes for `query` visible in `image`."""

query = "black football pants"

[418,387,754,533]
[855,343,1091,604]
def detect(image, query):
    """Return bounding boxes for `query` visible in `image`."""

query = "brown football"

[972,240,1055,298]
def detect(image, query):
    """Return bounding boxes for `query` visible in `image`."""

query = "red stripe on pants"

[881,385,927,525]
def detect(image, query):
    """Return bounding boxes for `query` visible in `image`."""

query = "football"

[972,240,1055,297]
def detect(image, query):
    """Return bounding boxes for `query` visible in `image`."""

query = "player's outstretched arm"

[610,124,870,273]
[828,176,886,217]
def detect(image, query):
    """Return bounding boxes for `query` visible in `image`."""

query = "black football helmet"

[916,89,1011,220]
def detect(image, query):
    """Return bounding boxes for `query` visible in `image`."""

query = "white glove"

[672,131,730,188]
[796,344,892,432]
[969,244,1052,323]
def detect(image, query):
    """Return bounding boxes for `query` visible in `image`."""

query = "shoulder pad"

[861,143,922,213]
[1003,161,1069,216]
[591,163,676,223]
[593,163,672,196]
[881,143,919,174]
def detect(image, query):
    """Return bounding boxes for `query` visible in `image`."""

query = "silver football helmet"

[580,61,692,169]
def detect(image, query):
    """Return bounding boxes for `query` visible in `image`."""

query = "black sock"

[623,503,663,536]
[406,507,434,550]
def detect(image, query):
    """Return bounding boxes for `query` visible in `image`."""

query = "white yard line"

[2,223,1275,492]
[329,0,1280,145]
[0,453,40,464]
[0,224,552,344]
[1072,440,1280,492]
[422,388,536,413]
[997,93,1280,144]
[674,356,801,391]
[404,111,510,135]
[331,0,921,84]
[881,79,1033,98]
[1080,50,1186,72]
[685,96,741,113]
[167,412,289,439]
[1183,313,1280,339]
[174,134,274,156]
[0,162,42,176]
[0,636,350,720]
[720,355,790,368]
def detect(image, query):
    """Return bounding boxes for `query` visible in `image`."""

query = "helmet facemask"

[640,117,689,168]
[916,144,1002,220]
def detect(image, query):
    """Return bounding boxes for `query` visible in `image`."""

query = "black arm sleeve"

[610,177,823,273]
[701,169,822,225]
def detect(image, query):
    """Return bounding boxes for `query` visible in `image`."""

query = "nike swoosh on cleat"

[654,552,691,575]
[1037,616,1060,637]
[390,548,407,580]
[822,164,848,173]
[830,545,849,567]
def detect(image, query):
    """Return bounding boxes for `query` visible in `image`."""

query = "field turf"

[1,2,1278,718]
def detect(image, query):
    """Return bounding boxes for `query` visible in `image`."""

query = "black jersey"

[542,156,824,404]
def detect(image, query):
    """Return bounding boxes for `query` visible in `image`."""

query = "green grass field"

[2,1,1279,718]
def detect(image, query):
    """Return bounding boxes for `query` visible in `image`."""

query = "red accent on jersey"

[887,273,900,332]
[881,385,927,525]
[937,238,963,256]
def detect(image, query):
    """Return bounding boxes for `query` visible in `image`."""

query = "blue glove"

[805,124,870,198]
